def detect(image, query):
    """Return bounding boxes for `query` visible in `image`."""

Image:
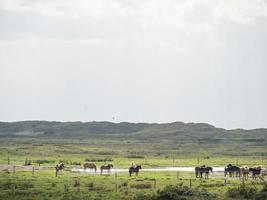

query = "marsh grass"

[0,136,266,199]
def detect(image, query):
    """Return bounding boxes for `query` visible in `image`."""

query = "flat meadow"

[0,136,267,200]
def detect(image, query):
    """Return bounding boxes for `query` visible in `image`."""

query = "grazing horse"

[224,164,240,178]
[100,164,113,175]
[195,165,213,179]
[249,166,261,179]
[55,162,64,176]
[240,166,249,180]
[129,165,142,176]
[83,162,97,172]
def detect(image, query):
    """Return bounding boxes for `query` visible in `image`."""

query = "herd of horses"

[195,164,263,179]
[55,162,142,176]
[55,162,264,179]
[83,163,115,175]
[82,163,142,176]
[224,164,262,180]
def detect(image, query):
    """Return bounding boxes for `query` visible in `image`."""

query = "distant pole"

[115,170,117,180]
[12,184,15,196]
[64,184,68,193]
[32,166,34,175]
[189,179,192,188]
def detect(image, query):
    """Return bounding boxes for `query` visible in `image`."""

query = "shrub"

[128,155,145,159]
[119,181,128,188]
[87,182,94,191]
[130,183,152,189]
[19,182,34,189]
[227,185,257,199]
[134,192,157,200]
[73,180,80,187]
[24,158,32,166]
[71,161,81,165]
[156,185,215,200]
[35,160,54,165]
[84,158,113,162]
[254,185,267,200]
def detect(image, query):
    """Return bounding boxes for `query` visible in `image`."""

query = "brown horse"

[240,166,249,180]
[83,162,97,172]
[224,164,240,178]
[129,165,142,176]
[195,165,213,179]
[100,164,113,175]
[249,166,261,179]
[55,162,64,176]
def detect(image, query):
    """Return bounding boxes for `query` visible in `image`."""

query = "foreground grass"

[0,169,266,200]
[0,136,266,199]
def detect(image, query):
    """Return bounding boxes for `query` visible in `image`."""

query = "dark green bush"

[131,183,152,189]
[227,185,257,199]
[254,185,267,200]
[24,158,32,165]
[133,192,157,200]
[73,180,80,187]
[17,182,34,189]
[84,158,113,162]
[87,182,94,191]
[35,159,54,165]
[119,181,128,188]
[70,161,81,165]
[156,185,215,200]
[128,155,145,159]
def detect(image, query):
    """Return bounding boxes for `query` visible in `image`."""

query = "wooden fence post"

[64,184,69,193]
[32,166,34,175]
[115,170,117,180]
[189,179,192,188]
[115,183,118,192]
[12,184,15,196]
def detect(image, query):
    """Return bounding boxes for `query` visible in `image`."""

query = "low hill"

[0,121,266,144]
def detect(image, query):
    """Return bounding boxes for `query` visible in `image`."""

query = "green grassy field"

[0,136,267,200]
[0,169,266,200]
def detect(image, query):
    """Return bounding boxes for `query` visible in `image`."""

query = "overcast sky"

[0,0,266,129]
